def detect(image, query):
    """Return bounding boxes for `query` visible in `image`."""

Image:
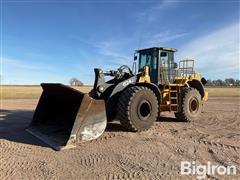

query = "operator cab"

[134,47,177,84]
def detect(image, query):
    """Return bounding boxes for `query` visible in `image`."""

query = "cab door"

[139,51,158,84]
[159,51,174,83]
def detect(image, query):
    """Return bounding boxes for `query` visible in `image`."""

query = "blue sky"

[1,0,239,85]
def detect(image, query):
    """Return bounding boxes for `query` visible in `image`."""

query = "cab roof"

[136,47,177,52]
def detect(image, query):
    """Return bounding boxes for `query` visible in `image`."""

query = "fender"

[106,76,138,121]
[135,82,162,104]
[187,79,205,98]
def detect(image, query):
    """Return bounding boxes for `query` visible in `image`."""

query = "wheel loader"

[26,47,208,150]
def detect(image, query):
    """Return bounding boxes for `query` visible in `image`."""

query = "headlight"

[97,86,104,93]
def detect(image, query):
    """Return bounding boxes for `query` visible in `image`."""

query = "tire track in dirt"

[0,140,67,179]
[0,140,32,153]
[208,148,240,174]
[0,155,57,180]
[0,139,56,159]
[74,152,114,169]
[96,131,131,142]
[196,114,240,129]
[161,124,240,153]
[199,139,240,151]
[1,97,239,179]
[104,171,168,180]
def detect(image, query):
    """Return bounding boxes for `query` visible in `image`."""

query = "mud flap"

[26,83,107,150]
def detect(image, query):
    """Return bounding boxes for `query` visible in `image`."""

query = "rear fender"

[187,79,205,98]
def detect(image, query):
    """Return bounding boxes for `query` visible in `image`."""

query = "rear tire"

[117,86,159,131]
[175,88,202,122]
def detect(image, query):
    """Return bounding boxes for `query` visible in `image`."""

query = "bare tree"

[235,79,240,86]
[69,78,83,86]
[225,78,235,86]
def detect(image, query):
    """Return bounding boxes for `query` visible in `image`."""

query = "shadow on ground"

[105,122,129,132]
[0,109,49,148]
[0,109,182,148]
[106,116,181,132]
[0,109,135,148]
[159,116,183,122]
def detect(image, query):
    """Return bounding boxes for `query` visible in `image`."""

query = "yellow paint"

[137,67,208,112]
[174,76,189,86]
[138,66,151,83]
[193,72,201,81]
[160,84,180,112]
[203,91,208,101]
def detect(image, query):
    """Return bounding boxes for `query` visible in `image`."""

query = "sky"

[1,0,239,85]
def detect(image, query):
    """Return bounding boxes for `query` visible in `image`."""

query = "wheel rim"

[137,100,151,121]
[189,97,199,114]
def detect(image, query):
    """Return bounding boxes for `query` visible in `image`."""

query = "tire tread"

[117,86,158,131]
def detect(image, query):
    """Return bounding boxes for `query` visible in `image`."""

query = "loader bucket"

[26,83,107,150]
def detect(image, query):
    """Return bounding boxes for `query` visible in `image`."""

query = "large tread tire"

[117,86,159,131]
[175,87,202,122]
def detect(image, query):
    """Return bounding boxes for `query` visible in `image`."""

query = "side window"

[160,51,169,66]
[168,52,174,65]
[153,56,157,69]
[145,55,151,67]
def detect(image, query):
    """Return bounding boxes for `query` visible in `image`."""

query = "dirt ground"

[0,88,240,179]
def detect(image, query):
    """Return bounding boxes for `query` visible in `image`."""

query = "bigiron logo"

[180,161,237,179]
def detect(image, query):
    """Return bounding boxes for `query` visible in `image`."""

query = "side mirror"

[134,56,137,61]
[174,62,178,68]
[201,77,207,85]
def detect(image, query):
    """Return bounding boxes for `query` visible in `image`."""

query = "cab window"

[139,52,157,71]
[160,51,174,66]
[160,51,169,66]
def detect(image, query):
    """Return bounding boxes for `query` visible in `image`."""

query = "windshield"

[138,51,157,72]
[138,50,158,83]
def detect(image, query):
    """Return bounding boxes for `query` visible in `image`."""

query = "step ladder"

[169,86,178,111]
[160,84,180,111]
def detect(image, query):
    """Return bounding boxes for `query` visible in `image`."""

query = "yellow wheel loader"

[26,47,208,150]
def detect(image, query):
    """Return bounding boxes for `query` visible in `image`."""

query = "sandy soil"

[0,96,240,179]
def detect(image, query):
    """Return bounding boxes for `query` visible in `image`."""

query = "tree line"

[206,78,240,87]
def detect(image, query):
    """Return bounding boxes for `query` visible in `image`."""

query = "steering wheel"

[116,65,133,78]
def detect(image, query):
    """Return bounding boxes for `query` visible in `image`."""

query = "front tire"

[117,86,159,131]
[175,88,202,122]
